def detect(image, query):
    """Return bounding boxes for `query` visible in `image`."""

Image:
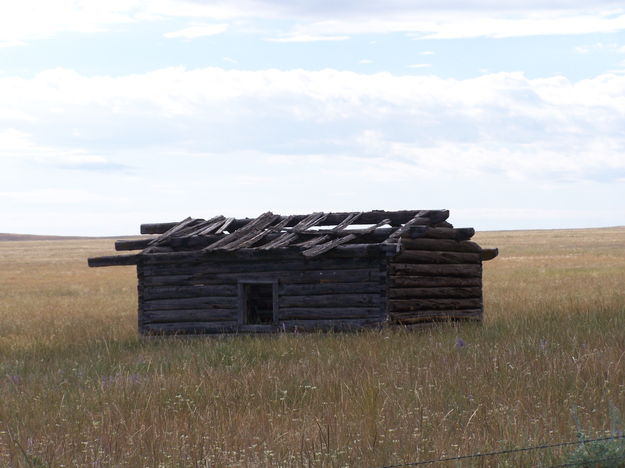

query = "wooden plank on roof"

[139,210,449,234]
[143,217,198,253]
[227,215,294,250]
[259,232,298,249]
[148,217,193,245]
[218,214,281,250]
[203,211,279,251]
[295,235,330,248]
[215,217,235,234]
[333,212,362,231]
[384,212,430,243]
[292,212,328,231]
[302,219,390,257]
[190,216,227,236]
[258,212,327,250]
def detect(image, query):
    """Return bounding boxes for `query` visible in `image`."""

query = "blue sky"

[1,1,624,235]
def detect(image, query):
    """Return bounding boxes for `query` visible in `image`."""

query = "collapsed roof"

[89,209,496,267]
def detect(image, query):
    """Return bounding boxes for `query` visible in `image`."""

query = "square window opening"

[241,282,275,325]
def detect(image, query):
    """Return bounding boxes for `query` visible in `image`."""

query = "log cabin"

[88,210,498,334]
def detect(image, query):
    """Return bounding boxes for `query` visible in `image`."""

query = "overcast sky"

[1,1,624,235]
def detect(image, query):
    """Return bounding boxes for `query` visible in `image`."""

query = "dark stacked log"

[138,253,387,334]
[388,235,484,325]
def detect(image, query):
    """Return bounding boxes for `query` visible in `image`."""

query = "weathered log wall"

[387,237,483,325]
[138,253,387,334]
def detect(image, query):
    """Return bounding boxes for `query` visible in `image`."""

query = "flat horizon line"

[2,225,624,242]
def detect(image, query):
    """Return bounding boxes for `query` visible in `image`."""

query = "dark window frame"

[237,280,279,325]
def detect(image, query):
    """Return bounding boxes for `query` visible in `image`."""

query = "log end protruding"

[88,254,141,267]
[480,248,499,261]
[115,238,152,251]
[140,222,178,234]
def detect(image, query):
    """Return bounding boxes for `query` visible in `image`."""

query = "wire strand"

[377,434,625,468]
[545,454,625,467]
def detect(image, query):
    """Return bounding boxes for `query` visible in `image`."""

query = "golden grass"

[0,228,624,467]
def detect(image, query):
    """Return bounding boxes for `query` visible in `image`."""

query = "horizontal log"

[88,254,141,267]
[393,250,481,265]
[481,248,499,261]
[278,281,382,296]
[142,284,238,300]
[434,221,454,228]
[142,258,378,277]
[279,307,383,320]
[422,227,475,241]
[141,244,386,264]
[390,263,482,277]
[130,231,382,251]
[143,296,238,311]
[115,238,153,251]
[141,269,383,287]
[280,318,383,331]
[140,274,197,286]
[389,298,482,312]
[389,276,482,288]
[400,238,482,253]
[238,324,278,333]
[143,309,238,323]
[390,309,482,324]
[140,210,449,234]
[388,287,482,299]
[141,222,179,234]
[280,294,381,308]
[142,321,238,334]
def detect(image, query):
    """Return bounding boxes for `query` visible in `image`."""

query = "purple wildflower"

[127,374,141,384]
[539,339,548,351]
[100,375,116,387]
[7,375,20,385]
[455,337,466,349]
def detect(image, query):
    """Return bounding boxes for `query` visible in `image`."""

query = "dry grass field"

[1,227,624,467]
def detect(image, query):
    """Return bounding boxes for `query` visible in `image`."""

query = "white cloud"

[263,8,625,40]
[0,68,625,186]
[265,34,349,42]
[1,1,624,46]
[0,128,130,172]
[359,59,373,64]
[1,67,624,189]
[164,23,229,39]
[575,42,625,54]
[0,189,112,204]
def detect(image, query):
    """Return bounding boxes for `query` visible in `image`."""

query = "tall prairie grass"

[0,228,624,467]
